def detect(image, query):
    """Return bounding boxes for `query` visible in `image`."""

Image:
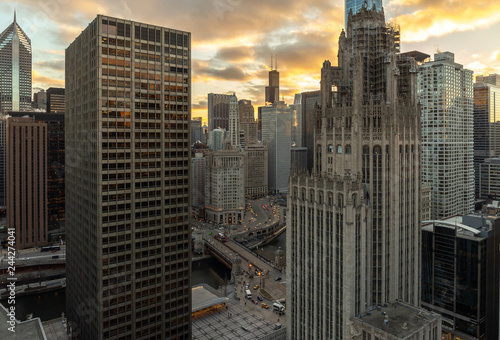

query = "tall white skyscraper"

[228,93,240,147]
[65,15,191,339]
[419,52,474,219]
[0,12,32,113]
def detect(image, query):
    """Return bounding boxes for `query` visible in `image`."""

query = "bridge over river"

[204,238,286,301]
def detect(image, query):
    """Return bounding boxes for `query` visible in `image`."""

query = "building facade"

[6,116,48,249]
[244,141,268,198]
[191,117,203,145]
[287,6,428,339]
[205,143,244,225]
[422,213,500,340]
[46,87,65,114]
[239,99,258,146]
[0,13,32,113]
[228,93,239,147]
[291,94,302,147]
[419,52,474,219]
[473,77,500,197]
[208,93,231,132]
[479,158,500,199]
[290,146,308,172]
[191,153,206,209]
[208,128,225,151]
[9,112,66,232]
[65,15,191,339]
[9,112,65,233]
[261,103,291,194]
[422,185,432,222]
[33,89,47,110]
[301,90,321,172]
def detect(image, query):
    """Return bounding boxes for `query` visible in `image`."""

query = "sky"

[1,0,500,122]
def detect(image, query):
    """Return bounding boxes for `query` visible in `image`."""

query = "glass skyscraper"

[0,12,32,113]
[474,76,500,197]
[345,0,382,26]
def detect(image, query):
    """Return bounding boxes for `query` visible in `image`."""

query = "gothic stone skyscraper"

[65,15,191,339]
[345,0,382,26]
[287,7,424,339]
[0,13,32,113]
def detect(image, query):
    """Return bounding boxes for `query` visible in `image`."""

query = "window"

[337,145,342,154]
[338,194,344,208]
[345,145,351,154]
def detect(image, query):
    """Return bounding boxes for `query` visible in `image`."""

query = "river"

[2,231,285,322]
[254,229,286,261]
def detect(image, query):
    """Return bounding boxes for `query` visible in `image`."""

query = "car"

[257,296,263,301]
[253,285,259,290]
[251,299,256,304]
[253,299,258,305]
[275,277,282,281]
[261,303,269,309]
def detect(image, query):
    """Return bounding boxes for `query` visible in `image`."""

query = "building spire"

[14,9,16,23]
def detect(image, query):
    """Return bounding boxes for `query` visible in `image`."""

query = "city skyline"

[1,0,500,121]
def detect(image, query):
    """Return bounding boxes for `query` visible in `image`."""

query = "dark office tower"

[6,116,48,249]
[65,16,191,339]
[300,90,320,173]
[422,213,500,339]
[257,106,263,141]
[0,12,32,113]
[46,87,66,114]
[207,93,231,132]
[239,99,258,145]
[9,112,65,233]
[345,0,382,26]
[287,6,440,339]
[265,55,279,105]
[191,117,202,145]
[474,75,500,198]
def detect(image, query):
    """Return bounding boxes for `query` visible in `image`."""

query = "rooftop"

[192,284,229,313]
[0,304,47,340]
[192,297,284,340]
[355,302,440,338]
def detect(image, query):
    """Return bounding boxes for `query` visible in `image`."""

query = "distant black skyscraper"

[265,55,279,105]
[46,87,65,114]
